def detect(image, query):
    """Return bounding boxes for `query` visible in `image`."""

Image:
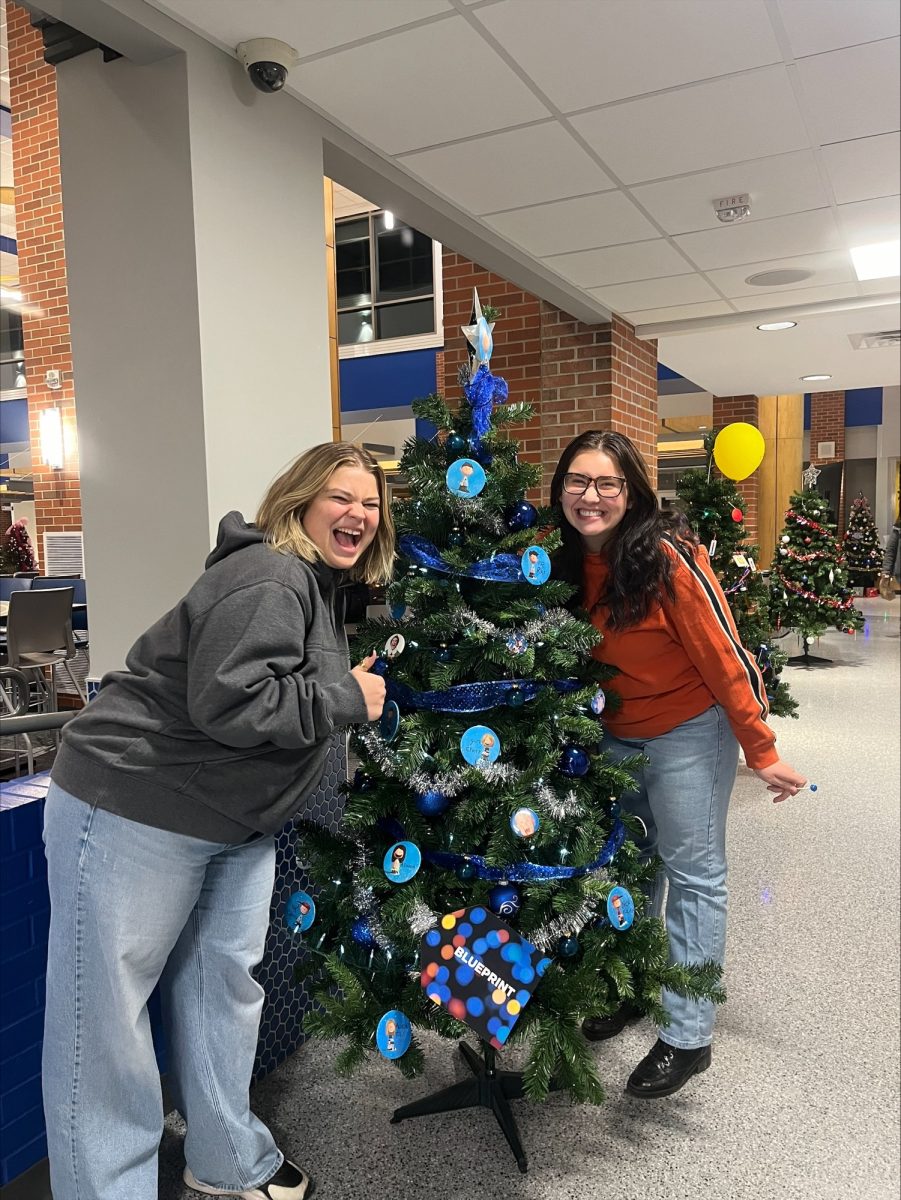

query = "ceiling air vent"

[848,330,901,350]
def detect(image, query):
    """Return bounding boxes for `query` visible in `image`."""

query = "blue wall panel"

[339,348,438,415]
[845,387,883,427]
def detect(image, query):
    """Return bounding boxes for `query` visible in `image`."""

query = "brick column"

[7,1,82,561]
[809,389,846,530]
[712,394,759,541]
[441,250,657,500]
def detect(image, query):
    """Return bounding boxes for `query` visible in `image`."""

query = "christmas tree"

[293,297,722,1149]
[0,518,38,573]
[675,433,797,718]
[768,467,864,650]
[842,493,883,590]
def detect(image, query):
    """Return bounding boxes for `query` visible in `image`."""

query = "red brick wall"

[6,1,82,562]
[441,250,657,501]
[712,394,759,541]
[809,390,846,531]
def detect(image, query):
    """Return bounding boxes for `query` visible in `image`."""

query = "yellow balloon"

[713,422,765,481]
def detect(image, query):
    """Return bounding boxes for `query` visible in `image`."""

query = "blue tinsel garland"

[423,818,626,882]
[400,534,524,583]
[384,674,581,714]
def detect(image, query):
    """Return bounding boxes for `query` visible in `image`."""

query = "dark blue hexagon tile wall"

[253,734,347,1082]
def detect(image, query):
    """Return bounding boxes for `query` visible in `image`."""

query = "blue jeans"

[42,783,282,1200]
[602,705,739,1049]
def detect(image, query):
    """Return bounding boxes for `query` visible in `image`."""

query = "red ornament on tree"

[731,508,743,523]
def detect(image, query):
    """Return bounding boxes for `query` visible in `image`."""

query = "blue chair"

[0,577,33,602]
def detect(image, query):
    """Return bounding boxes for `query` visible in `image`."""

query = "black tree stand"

[391,1040,533,1173]
[787,640,833,667]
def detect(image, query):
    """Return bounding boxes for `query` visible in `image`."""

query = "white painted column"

[55,33,332,675]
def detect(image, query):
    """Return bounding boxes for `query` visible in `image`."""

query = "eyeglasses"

[562,473,627,498]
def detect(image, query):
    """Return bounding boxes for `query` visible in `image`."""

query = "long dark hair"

[550,430,693,628]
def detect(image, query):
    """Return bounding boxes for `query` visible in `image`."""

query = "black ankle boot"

[581,1001,642,1042]
[626,1038,711,1098]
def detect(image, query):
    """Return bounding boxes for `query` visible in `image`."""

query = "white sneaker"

[183,1159,314,1200]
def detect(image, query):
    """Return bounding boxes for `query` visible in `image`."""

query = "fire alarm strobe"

[714,194,751,223]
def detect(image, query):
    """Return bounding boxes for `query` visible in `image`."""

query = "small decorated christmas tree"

[768,467,864,659]
[291,295,722,1166]
[842,493,883,590]
[675,433,797,718]
[0,518,38,573]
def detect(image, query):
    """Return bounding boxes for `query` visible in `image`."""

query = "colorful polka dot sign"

[419,907,551,1050]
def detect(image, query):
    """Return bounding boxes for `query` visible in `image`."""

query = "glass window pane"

[376,299,434,340]
[335,217,369,244]
[338,308,375,345]
[376,225,433,301]
[336,233,371,307]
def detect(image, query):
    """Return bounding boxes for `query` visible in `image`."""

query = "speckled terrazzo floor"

[160,599,901,1200]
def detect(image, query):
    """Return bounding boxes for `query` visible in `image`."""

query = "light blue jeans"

[602,704,739,1050]
[42,783,282,1200]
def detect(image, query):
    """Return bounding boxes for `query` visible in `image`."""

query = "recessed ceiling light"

[850,240,900,281]
[800,374,832,382]
[745,269,813,287]
[757,321,797,331]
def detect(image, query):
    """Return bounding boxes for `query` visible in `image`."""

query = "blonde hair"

[256,442,395,585]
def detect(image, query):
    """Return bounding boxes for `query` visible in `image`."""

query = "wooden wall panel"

[758,394,803,567]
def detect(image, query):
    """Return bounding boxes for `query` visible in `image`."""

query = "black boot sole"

[625,1048,711,1098]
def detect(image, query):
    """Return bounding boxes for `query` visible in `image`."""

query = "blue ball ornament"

[446,432,468,456]
[350,916,378,949]
[456,860,477,882]
[415,789,450,817]
[506,687,525,709]
[504,501,538,532]
[556,934,580,959]
[352,768,374,792]
[468,438,493,467]
[559,745,590,777]
[488,883,521,918]
[447,528,464,548]
[370,657,390,677]
[435,645,454,663]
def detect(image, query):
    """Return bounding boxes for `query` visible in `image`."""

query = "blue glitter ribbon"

[400,534,524,583]
[385,675,581,714]
[465,364,508,445]
[423,819,626,882]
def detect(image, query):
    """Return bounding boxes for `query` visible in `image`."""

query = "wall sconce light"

[39,406,65,470]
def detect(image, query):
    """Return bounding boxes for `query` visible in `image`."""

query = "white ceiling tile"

[795,40,901,144]
[835,196,901,247]
[570,67,808,184]
[148,0,452,56]
[658,302,900,396]
[776,0,900,59]
[705,250,855,297]
[398,123,613,216]
[675,208,842,270]
[474,0,780,112]
[625,300,734,324]
[542,239,690,287]
[858,275,901,296]
[631,151,829,235]
[821,134,901,206]
[729,282,862,311]
[482,191,658,257]
[589,274,720,312]
[293,19,547,155]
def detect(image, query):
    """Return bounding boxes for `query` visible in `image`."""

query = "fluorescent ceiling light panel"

[850,240,900,281]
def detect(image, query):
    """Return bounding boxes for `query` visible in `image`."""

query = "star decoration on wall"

[802,464,822,489]
[461,288,494,371]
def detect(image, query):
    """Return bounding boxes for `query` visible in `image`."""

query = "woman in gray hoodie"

[43,443,394,1200]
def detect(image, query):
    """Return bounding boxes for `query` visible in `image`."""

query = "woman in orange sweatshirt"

[551,430,806,1099]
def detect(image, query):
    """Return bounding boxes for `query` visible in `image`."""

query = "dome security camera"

[236,38,299,94]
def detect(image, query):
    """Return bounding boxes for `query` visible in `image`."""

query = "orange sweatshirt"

[584,540,778,770]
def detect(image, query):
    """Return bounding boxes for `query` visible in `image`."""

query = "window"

[336,212,436,347]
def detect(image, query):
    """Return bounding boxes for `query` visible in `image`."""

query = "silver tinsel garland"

[529,900,597,951]
[409,900,440,938]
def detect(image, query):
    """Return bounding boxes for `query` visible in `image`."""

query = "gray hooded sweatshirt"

[51,513,369,842]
